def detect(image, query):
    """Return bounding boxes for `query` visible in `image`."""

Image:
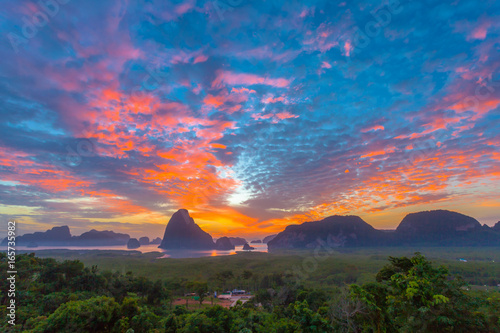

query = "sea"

[12,243,268,258]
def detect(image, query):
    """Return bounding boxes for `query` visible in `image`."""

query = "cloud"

[0,0,499,238]
[212,71,291,88]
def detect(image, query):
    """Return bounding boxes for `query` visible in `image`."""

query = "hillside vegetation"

[1,248,499,332]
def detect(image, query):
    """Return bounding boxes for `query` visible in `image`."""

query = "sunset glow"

[1,0,499,239]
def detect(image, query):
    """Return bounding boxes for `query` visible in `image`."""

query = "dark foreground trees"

[0,252,498,332]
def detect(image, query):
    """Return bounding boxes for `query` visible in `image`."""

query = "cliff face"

[158,209,215,250]
[267,215,389,250]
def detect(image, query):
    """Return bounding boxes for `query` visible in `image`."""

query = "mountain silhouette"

[396,210,480,239]
[139,237,150,245]
[72,229,130,246]
[268,215,389,250]
[3,209,497,250]
[268,210,500,250]
[227,237,247,246]
[150,237,162,245]
[127,238,141,249]
[1,226,130,246]
[395,210,499,246]
[1,226,72,246]
[158,209,215,250]
[215,237,235,250]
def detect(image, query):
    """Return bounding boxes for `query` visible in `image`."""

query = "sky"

[0,0,499,239]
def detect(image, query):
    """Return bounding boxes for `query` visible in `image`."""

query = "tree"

[187,281,209,307]
[216,270,234,290]
[31,296,120,333]
[289,300,332,332]
[147,280,167,305]
[346,253,492,332]
[329,288,367,333]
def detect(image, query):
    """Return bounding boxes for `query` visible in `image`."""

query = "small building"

[217,292,232,299]
[232,289,246,295]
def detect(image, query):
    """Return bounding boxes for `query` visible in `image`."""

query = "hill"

[268,210,500,250]
[395,210,500,246]
[215,237,235,250]
[1,226,131,246]
[267,215,389,250]
[1,226,72,246]
[227,237,247,246]
[72,229,130,246]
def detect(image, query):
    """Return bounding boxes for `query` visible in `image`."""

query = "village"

[173,289,254,309]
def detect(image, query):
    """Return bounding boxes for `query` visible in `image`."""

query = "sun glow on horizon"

[0,0,499,239]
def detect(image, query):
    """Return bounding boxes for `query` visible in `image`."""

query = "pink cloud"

[194,54,208,64]
[302,23,340,53]
[251,111,298,123]
[175,2,194,15]
[231,87,256,94]
[212,71,291,88]
[262,95,285,104]
[454,17,498,41]
[251,113,274,120]
[471,26,488,40]
[344,40,352,57]
[275,111,298,120]
[361,125,385,133]
[321,61,332,69]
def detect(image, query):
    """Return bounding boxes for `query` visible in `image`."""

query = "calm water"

[13,243,268,258]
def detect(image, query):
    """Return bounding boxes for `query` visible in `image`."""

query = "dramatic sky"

[1,0,499,239]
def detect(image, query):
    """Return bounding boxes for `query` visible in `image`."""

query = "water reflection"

[156,244,267,259]
[13,243,268,259]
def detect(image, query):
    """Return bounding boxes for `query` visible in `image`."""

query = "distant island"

[0,226,156,248]
[226,237,247,246]
[268,210,500,250]
[2,209,499,250]
[214,237,235,250]
[0,226,131,247]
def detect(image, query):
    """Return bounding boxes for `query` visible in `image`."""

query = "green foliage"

[290,300,332,332]
[0,250,498,332]
[31,296,120,333]
[344,253,495,333]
